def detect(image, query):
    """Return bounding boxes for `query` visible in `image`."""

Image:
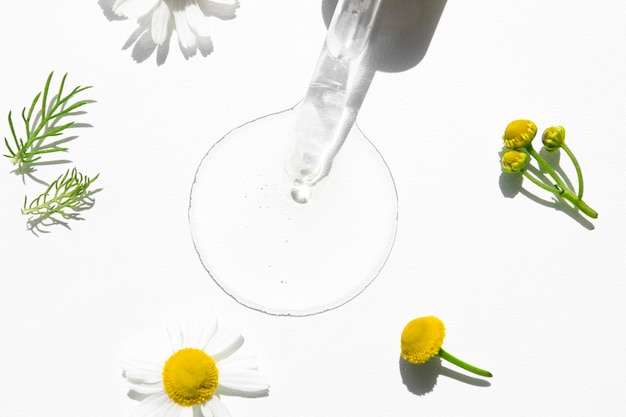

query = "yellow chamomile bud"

[401,316,446,365]
[501,149,529,173]
[400,316,493,377]
[542,126,566,152]
[503,119,537,149]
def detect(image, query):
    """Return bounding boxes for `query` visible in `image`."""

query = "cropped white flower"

[112,0,238,58]
[121,311,268,417]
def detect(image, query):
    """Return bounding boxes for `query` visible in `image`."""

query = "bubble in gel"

[291,182,312,204]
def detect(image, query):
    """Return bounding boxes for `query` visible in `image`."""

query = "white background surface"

[1,1,626,416]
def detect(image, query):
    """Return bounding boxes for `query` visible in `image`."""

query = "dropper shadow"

[498,149,595,230]
[98,0,233,65]
[319,0,447,136]
[322,0,448,72]
[399,356,491,396]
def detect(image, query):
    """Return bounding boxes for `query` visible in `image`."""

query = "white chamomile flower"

[121,311,268,417]
[112,0,239,57]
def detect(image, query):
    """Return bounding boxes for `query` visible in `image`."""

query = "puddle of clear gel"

[189,105,398,316]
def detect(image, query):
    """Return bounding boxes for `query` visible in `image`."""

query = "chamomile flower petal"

[113,0,160,18]
[205,328,244,361]
[202,0,238,6]
[216,368,270,396]
[215,355,269,396]
[201,396,232,417]
[173,9,196,48]
[195,315,219,349]
[216,354,261,371]
[130,392,173,417]
[166,317,185,352]
[123,364,162,384]
[151,1,171,45]
[198,0,238,19]
[127,380,165,395]
[185,3,212,37]
[109,0,239,62]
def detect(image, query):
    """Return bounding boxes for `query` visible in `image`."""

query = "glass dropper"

[285,0,383,203]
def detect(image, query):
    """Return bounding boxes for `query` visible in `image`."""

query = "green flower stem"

[525,145,597,219]
[558,187,598,219]
[521,170,560,194]
[521,171,597,219]
[437,348,493,378]
[561,143,584,199]
[526,145,567,191]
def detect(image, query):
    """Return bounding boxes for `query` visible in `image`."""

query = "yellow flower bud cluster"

[500,119,537,174]
[498,119,597,219]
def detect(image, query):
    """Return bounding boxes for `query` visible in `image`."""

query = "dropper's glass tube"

[285,0,382,203]
[327,0,382,60]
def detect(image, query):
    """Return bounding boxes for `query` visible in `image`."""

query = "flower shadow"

[399,356,490,396]
[98,0,236,65]
[498,150,595,230]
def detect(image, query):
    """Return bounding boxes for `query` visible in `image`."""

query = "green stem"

[525,145,597,219]
[558,187,598,219]
[437,348,492,378]
[522,170,559,195]
[522,171,597,218]
[526,145,567,190]
[561,143,584,199]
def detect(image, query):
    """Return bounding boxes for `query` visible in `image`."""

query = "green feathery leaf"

[22,167,100,219]
[3,72,92,174]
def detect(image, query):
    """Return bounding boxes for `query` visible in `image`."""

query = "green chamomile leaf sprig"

[22,167,101,220]
[3,72,92,174]
[500,119,597,219]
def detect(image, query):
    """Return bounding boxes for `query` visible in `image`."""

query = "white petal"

[166,317,184,352]
[205,328,243,361]
[201,0,238,7]
[201,396,232,417]
[190,405,203,417]
[193,314,219,350]
[130,393,176,417]
[154,401,183,417]
[123,361,162,385]
[113,0,160,18]
[216,354,261,371]
[124,369,161,384]
[173,9,197,49]
[199,0,238,17]
[180,311,214,349]
[151,1,171,45]
[216,368,269,396]
[126,380,164,395]
[185,3,212,37]
[216,354,268,395]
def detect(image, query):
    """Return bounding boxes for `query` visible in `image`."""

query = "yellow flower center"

[400,316,446,365]
[503,119,537,149]
[162,348,219,406]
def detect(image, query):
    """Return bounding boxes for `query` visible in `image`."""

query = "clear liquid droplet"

[291,182,312,204]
